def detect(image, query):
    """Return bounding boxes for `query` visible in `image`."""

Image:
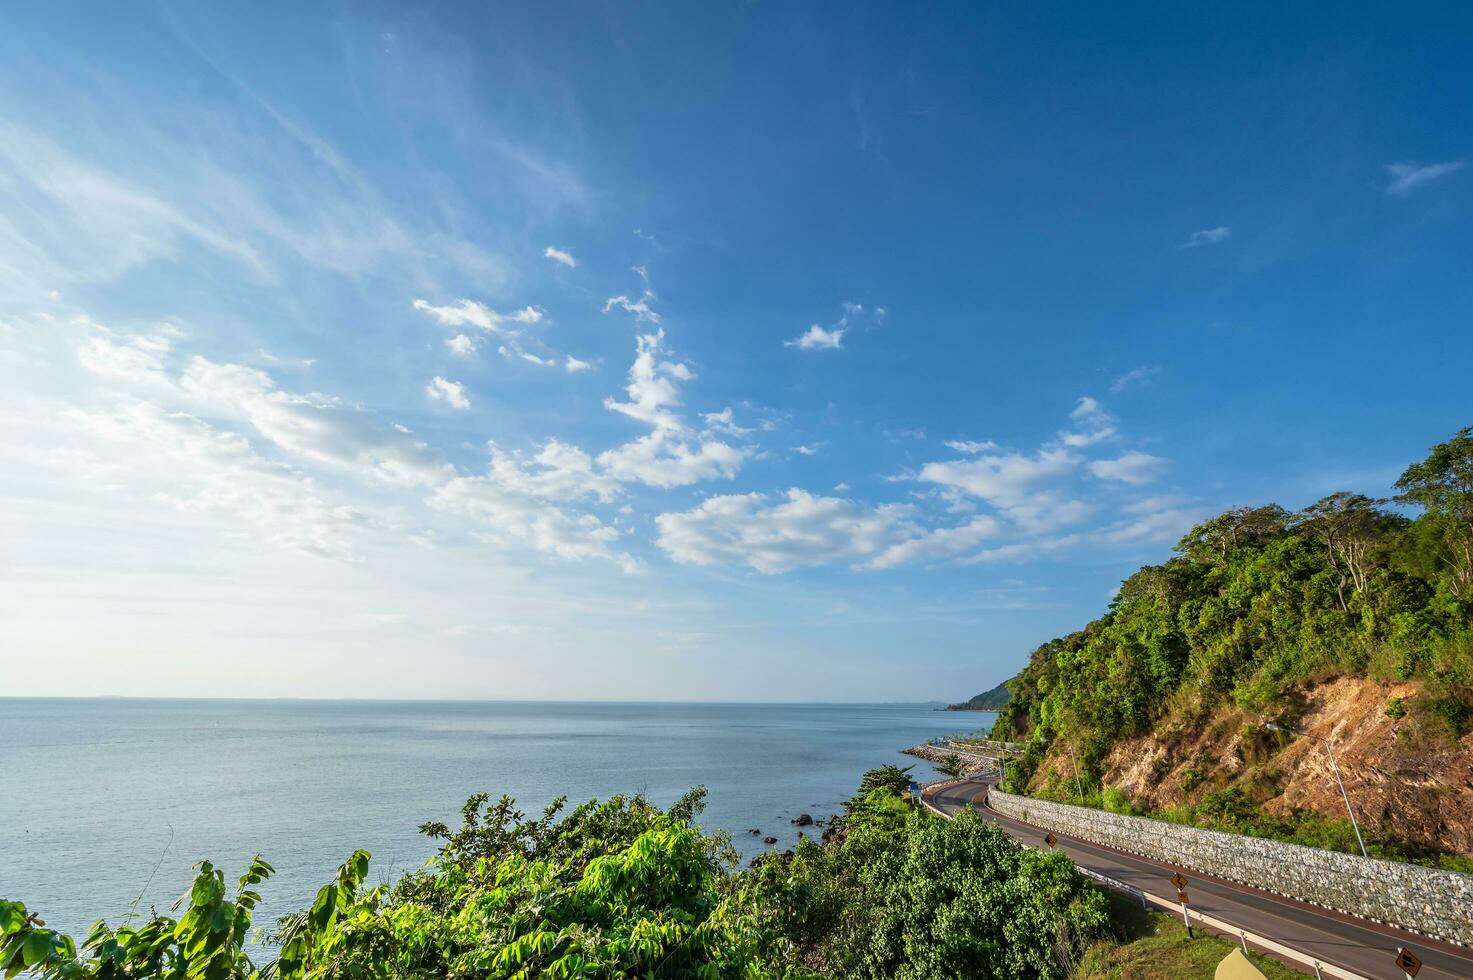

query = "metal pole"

[1069,747,1084,799]
[1179,899,1192,938]
[1323,739,1368,859]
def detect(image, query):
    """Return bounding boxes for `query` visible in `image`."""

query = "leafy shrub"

[2,777,1117,980]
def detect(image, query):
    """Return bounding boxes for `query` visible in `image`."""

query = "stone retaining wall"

[902,742,998,771]
[987,788,1473,947]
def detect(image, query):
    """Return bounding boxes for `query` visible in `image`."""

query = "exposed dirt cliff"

[1028,676,1473,856]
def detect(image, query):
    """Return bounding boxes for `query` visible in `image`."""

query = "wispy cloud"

[1110,366,1159,393]
[543,245,577,268]
[425,376,470,410]
[1385,160,1465,196]
[603,266,660,323]
[1059,396,1117,447]
[1181,226,1230,248]
[786,324,844,350]
[944,439,998,454]
[657,490,918,573]
[1088,450,1166,485]
[785,301,886,352]
[413,299,543,334]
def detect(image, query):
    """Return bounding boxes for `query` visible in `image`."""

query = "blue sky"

[2,2,1470,700]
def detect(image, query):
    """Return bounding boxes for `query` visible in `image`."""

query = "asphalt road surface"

[924,778,1473,980]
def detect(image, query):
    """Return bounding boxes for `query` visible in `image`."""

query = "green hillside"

[990,426,1473,861]
[947,678,1013,711]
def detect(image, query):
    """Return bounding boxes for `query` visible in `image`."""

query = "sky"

[2,3,1471,701]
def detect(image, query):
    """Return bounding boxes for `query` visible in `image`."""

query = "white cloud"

[701,407,753,437]
[431,473,636,572]
[603,266,660,323]
[446,334,477,357]
[1060,396,1117,446]
[413,299,544,334]
[1122,494,1193,514]
[794,444,819,456]
[1110,366,1158,393]
[173,356,446,487]
[483,440,620,503]
[1385,160,1465,195]
[1099,506,1201,543]
[564,355,592,373]
[425,376,470,410]
[918,447,1080,509]
[71,401,374,561]
[603,330,688,432]
[944,439,998,454]
[57,318,643,570]
[867,515,1003,570]
[543,245,577,268]
[785,324,844,350]
[656,490,917,573]
[1088,450,1166,485]
[76,322,180,389]
[597,432,748,489]
[1181,226,1231,248]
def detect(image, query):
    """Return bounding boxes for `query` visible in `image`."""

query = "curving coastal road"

[923,777,1473,980]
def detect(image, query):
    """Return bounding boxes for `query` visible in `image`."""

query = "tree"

[934,754,968,779]
[1294,492,1405,611]
[856,764,914,797]
[1396,426,1473,599]
[1176,505,1290,563]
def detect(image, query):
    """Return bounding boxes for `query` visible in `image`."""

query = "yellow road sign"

[1171,872,1189,890]
[1396,947,1423,977]
[1044,832,1057,848]
[1177,888,1190,903]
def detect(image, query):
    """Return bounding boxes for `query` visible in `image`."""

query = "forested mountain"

[947,679,1013,711]
[991,426,1473,863]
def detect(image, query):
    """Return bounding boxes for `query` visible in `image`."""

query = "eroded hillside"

[992,426,1473,864]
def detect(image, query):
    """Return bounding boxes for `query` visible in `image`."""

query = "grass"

[1072,889,1308,979]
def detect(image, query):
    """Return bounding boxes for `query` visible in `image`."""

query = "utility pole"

[1263,722,1368,858]
[1068,745,1084,799]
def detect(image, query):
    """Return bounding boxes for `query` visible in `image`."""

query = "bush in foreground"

[1,774,1108,979]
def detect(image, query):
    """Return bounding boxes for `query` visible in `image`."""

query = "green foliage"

[751,788,1109,979]
[993,427,1473,799]
[2,777,1117,980]
[932,754,967,780]
[1385,696,1407,720]
[853,764,913,800]
[1,856,274,980]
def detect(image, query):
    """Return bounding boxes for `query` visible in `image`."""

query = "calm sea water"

[0,699,991,945]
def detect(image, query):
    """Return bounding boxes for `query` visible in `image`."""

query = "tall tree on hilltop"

[1396,426,1473,600]
[1293,493,1406,611]
[1175,504,1290,563]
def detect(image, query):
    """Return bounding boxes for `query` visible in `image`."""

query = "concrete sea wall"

[987,788,1473,947]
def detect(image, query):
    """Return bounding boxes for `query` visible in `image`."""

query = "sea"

[0,698,992,947]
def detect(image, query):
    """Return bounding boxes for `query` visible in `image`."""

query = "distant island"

[945,678,1011,711]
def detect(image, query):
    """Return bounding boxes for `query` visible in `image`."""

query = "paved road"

[924,778,1473,980]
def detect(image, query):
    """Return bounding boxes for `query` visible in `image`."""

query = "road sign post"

[1171,874,1192,937]
[1396,946,1422,978]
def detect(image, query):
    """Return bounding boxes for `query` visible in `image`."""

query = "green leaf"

[21,931,50,967]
